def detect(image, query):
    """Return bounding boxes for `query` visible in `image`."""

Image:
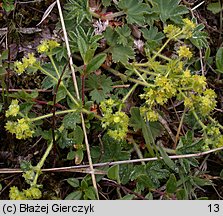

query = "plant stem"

[152,38,171,60]
[37,66,58,82]
[137,68,158,76]
[192,110,206,130]
[152,30,184,60]
[174,108,186,149]
[133,142,145,165]
[105,66,154,87]
[122,84,138,104]
[152,51,172,61]
[31,108,101,122]
[31,109,77,122]
[49,55,60,78]
[33,139,54,185]
[63,85,79,106]
[208,116,223,130]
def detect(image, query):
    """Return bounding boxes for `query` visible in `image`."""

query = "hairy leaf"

[118,0,149,25]
[152,0,188,23]
[86,74,113,103]
[86,53,107,74]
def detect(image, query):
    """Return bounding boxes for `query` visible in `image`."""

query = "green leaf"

[118,0,149,25]
[159,147,178,172]
[145,192,153,200]
[63,112,81,129]
[102,0,112,6]
[86,74,113,103]
[207,2,222,14]
[137,174,157,190]
[108,165,120,181]
[84,187,97,200]
[65,191,82,200]
[86,53,107,74]
[81,178,88,189]
[190,24,208,49]
[77,36,88,63]
[166,174,177,193]
[153,0,188,23]
[56,85,67,103]
[67,178,80,188]
[75,149,84,165]
[129,107,164,155]
[176,189,187,200]
[130,162,169,190]
[42,76,56,89]
[0,50,8,60]
[141,26,164,51]
[116,25,132,46]
[111,45,134,64]
[9,89,38,102]
[69,126,84,144]
[216,47,223,73]
[120,194,135,200]
[191,177,212,187]
[64,0,91,25]
[67,151,75,160]
[92,134,130,162]
[119,164,134,185]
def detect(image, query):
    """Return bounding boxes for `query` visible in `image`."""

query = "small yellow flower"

[163,24,181,39]
[23,187,42,200]
[216,135,223,148]
[27,53,36,65]
[5,99,20,117]
[183,18,196,30]
[178,46,193,59]
[14,61,26,74]
[192,75,206,92]
[5,121,17,134]
[47,40,60,49]
[5,118,34,139]
[37,40,60,53]
[37,40,49,53]
[9,186,27,200]
[146,109,158,122]
[183,69,191,78]
[184,97,193,109]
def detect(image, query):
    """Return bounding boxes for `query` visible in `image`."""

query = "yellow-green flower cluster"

[5,118,34,139]
[14,53,36,75]
[197,89,217,116]
[184,89,217,116]
[141,76,177,106]
[180,70,207,93]
[37,39,60,54]
[22,170,35,185]
[9,186,27,200]
[23,187,42,200]
[203,124,223,149]
[163,24,181,39]
[140,106,158,122]
[167,60,184,74]
[163,18,196,40]
[182,18,196,38]
[9,186,42,200]
[5,99,20,117]
[178,46,192,59]
[100,99,129,140]
[192,74,206,93]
